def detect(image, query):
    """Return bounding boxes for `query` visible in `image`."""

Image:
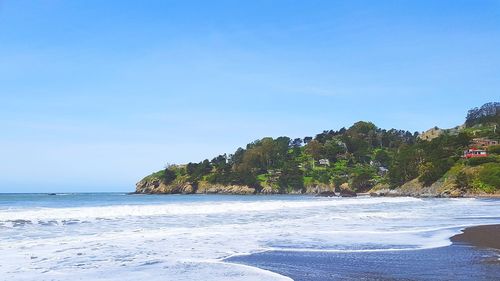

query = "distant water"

[0,193,499,280]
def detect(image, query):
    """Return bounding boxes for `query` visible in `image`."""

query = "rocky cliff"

[136,164,499,197]
[135,175,256,195]
[135,174,347,195]
[136,175,367,196]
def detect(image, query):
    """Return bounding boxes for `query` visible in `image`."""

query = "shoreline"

[131,192,500,199]
[451,224,500,250]
[226,224,500,281]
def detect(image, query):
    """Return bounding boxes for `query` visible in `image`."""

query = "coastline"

[135,178,500,198]
[451,224,500,251]
[131,191,500,199]
[227,224,500,281]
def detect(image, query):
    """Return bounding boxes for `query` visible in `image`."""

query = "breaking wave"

[0,195,498,281]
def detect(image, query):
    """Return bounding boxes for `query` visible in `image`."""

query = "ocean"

[0,193,499,280]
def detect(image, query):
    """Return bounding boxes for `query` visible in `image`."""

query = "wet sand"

[227,225,500,281]
[451,224,500,250]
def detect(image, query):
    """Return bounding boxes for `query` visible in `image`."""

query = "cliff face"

[369,179,452,197]
[136,176,343,195]
[135,177,194,194]
[135,176,256,195]
[196,181,255,194]
[136,164,500,197]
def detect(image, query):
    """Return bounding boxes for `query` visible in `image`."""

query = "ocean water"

[0,193,499,281]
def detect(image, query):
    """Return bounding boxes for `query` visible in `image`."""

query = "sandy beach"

[228,224,500,281]
[451,224,500,250]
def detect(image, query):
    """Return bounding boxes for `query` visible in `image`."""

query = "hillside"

[136,102,500,197]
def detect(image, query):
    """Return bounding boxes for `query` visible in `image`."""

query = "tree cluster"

[152,103,499,193]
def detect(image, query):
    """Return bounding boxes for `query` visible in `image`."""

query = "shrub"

[257,174,268,183]
[350,166,376,192]
[163,168,177,184]
[455,171,471,191]
[418,159,454,186]
[477,163,500,192]
[351,172,373,192]
[467,156,497,166]
[311,169,331,184]
[472,179,496,193]
[487,145,500,155]
[303,176,314,186]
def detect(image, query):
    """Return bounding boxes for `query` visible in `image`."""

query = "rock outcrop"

[337,183,357,197]
[136,168,497,197]
[136,177,194,194]
[304,183,335,194]
[260,185,280,194]
[136,175,344,195]
[136,178,256,195]
[369,176,465,198]
[195,182,255,194]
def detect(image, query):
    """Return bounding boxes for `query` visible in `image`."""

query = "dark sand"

[227,225,500,281]
[451,224,500,250]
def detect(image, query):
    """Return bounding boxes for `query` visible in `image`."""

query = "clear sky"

[1,0,499,192]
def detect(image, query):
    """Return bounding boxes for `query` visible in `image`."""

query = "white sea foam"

[0,196,421,222]
[0,195,498,281]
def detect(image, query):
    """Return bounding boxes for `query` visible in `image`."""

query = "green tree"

[305,139,323,160]
[323,140,345,161]
[388,145,420,187]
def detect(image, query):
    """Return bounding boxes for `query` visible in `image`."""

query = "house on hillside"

[463,148,488,159]
[319,159,330,166]
[471,138,498,148]
[462,138,497,159]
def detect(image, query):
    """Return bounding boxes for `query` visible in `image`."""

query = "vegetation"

[465,102,499,128]
[143,102,500,194]
[476,163,500,192]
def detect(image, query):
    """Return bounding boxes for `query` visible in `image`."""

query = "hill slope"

[137,102,500,197]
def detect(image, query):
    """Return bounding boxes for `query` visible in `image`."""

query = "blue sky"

[1,0,499,192]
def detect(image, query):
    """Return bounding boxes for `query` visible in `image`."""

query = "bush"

[418,158,454,186]
[487,145,500,155]
[477,163,500,192]
[311,169,331,184]
[303,176,314,186]
[163,168,177,184]
[351,172,373,192]
[455,171,471,191]
[279,164,304,191]
[350,166,376,192]
[472,179,496,193]
[257,174,268,183]
[467,156,497,166]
